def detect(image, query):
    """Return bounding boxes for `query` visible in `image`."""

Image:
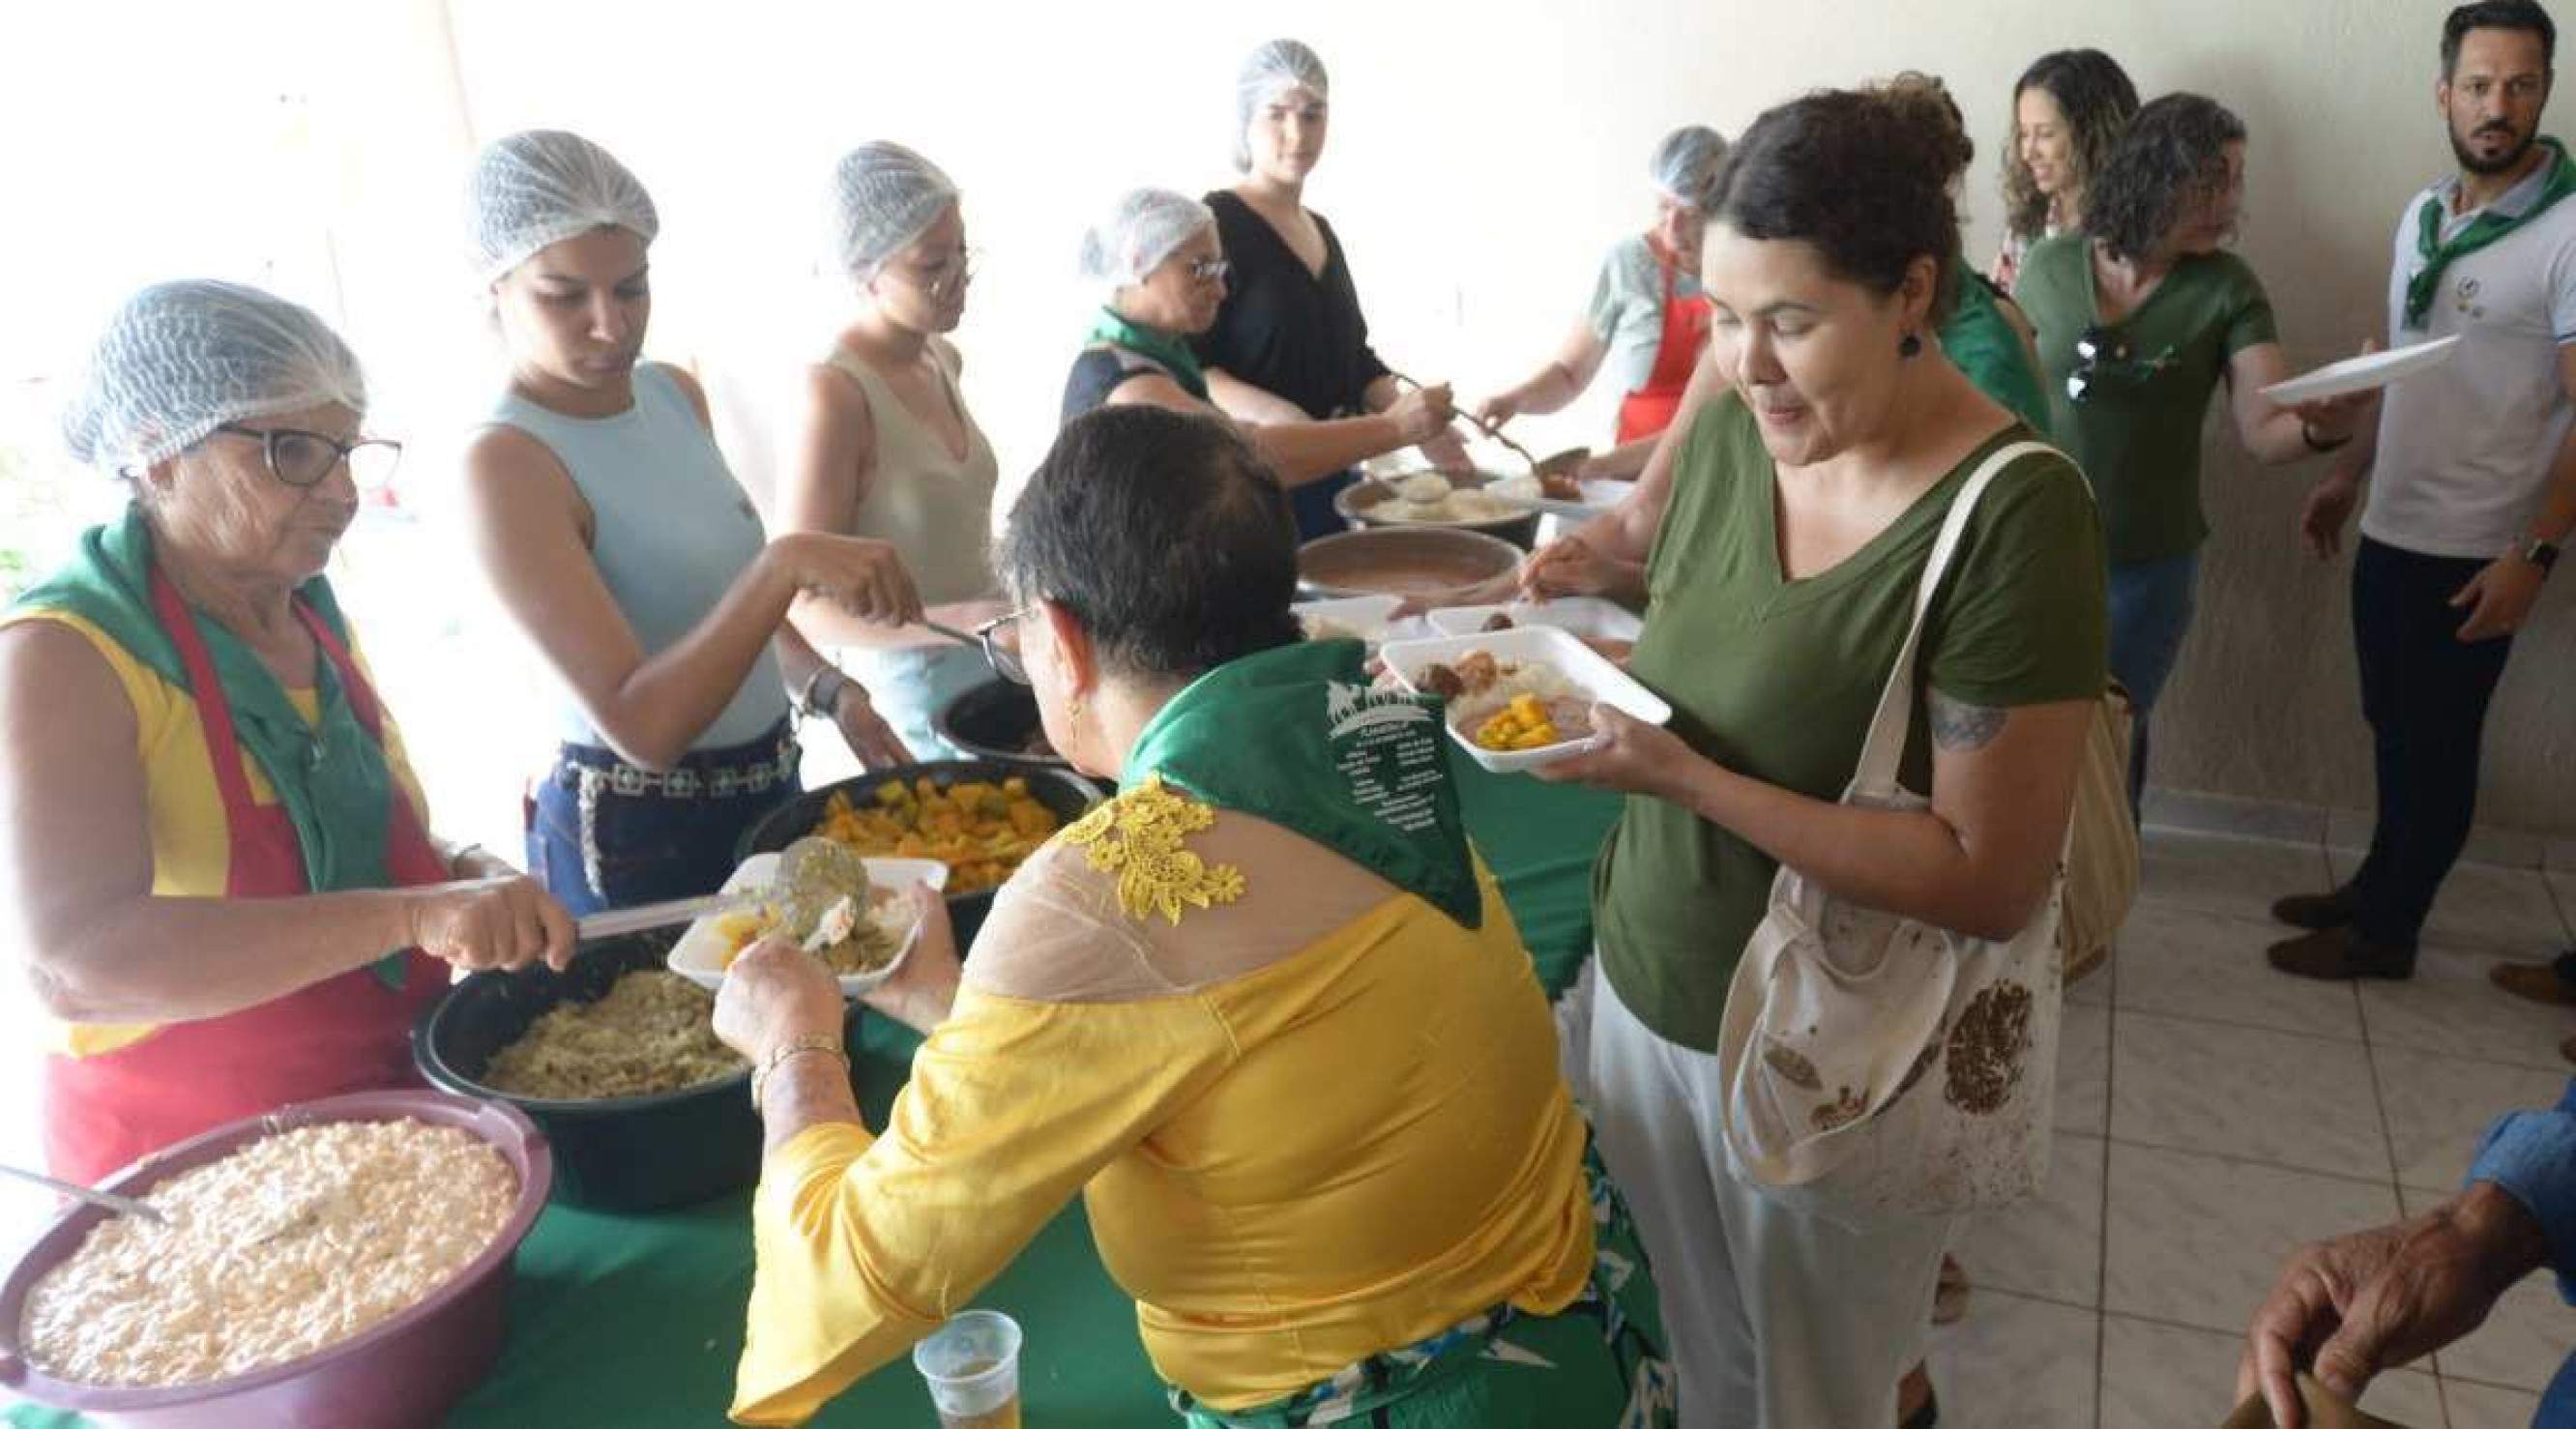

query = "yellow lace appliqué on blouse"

[1062,773,1248,925]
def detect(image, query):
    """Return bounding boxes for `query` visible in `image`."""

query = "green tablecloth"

[10,764,1621,1428]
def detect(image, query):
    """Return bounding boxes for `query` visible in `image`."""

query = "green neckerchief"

[1125,639,1481,928]
[11,507,407,985]
[2406,137,2576,329]
[1087,306,1211,401]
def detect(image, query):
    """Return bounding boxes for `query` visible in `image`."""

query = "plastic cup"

[911,1309,1023,1429]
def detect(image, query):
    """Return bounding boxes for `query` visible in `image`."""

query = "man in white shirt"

[2271,0,2576,1005]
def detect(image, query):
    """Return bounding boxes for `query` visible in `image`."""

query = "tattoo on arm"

[1929,691,2007,752]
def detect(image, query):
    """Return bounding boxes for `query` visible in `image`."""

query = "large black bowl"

[414,932,861,1212]
[935,680,1070,773]
[738,760,1104,952]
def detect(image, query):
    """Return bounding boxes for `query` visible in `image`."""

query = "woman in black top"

[1192,39,1471,539]
[1062,188,1451,476]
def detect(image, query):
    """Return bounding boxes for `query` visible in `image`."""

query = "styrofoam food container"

[1424,597,1644,644]
[1380,626,1674,773]
[1294,594,1431,649]
[667,852,948,997]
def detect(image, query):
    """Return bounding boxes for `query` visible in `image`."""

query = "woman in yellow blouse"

[711,405,1674,1427]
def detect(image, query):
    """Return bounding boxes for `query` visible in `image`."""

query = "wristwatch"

[2522,537,2561,576]
[799,664,849,718]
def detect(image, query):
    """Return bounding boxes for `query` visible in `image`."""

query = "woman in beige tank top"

[778,141,1004,765]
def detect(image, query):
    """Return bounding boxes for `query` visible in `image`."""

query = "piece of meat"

[1546,697,1596,738]
[1452,650,1503,695]
[1539,471,1583,501]
[1421,662,1466,699]
[1479,613,1515,632]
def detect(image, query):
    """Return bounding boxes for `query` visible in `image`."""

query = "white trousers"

[1588,968,1956,1429]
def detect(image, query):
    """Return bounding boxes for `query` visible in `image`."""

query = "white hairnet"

[1234,40,1329,170]
[1651,125,1730,209]
[463,130,659,284]
[1078,189,1216,288]
[62,279,366,475]
[829,142,959,279]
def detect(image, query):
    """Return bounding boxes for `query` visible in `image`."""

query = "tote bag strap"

[1849,441,2059,796]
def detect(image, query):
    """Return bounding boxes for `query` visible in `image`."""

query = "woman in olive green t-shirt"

[1502,90,2107,1429]
[2014,94,2368,807]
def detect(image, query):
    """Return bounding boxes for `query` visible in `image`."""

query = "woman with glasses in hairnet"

[1474,126,1728,482]
[455,130,923,919]
[0,279,575,1181]
[1193,39,1475,540]
[1061,187,1457,480]
[775,142,1004,763]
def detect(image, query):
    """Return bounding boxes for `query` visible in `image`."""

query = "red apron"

[43,571,451,1183]
[1613,242,1714,446]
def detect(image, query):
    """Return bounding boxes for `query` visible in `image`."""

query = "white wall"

[7,0,2571,844]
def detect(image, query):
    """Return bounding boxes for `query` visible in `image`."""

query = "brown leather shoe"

[2490,959,2576,1007]
[2270,884,2357,931]
[2268,926,2415,980]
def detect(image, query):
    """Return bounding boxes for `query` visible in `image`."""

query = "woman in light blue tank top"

[456,130,926,917]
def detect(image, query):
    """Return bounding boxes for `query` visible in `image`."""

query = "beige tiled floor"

[1927,828,2574,1428]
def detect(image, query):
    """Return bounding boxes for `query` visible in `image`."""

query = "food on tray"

[481,970,746,1100]
[1419,649,1599,754]
[22,1119,515,1387]
[1420,649,1502,701]
[1393,472,1455,505]
[710,887,911,977]
[1360,472,1519,527]
[1475,692,1594,751]
[1480,612,1516,632]
[1489,470,1584,503]
[814,776,1061,895]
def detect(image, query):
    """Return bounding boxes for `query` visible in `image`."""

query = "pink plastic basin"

[0,1089,552,1428]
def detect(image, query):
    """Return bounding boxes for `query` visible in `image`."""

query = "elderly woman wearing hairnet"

[1193,39,1474,540]
[454,130,922,919]
[1472,126,1728,481]
[774,142,1002,762]
[1061,187,1455,481]
[0,279,574,1181]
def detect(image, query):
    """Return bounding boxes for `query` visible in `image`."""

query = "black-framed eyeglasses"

[974,607,1030,685]
[211,423,402,491]
[2064,325,2173,405]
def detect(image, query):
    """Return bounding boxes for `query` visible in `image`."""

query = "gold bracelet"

[750,1032,850,1112]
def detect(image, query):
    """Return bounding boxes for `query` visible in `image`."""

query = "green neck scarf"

[1125,639,1481,928]
[13,507,406,983]
[2406,137,2576,329]
[1088,306,1211,401]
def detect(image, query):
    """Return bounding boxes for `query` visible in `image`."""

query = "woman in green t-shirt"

[1505,88,2109,1429]
[2013,94,2370,809]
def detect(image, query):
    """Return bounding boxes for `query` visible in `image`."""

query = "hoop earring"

[1898,333,1924,359]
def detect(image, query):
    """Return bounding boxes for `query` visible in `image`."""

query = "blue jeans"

[2106,551,2202,813]
[527,721,802,919]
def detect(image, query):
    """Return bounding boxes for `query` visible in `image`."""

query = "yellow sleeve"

[729,989,1233,1426]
